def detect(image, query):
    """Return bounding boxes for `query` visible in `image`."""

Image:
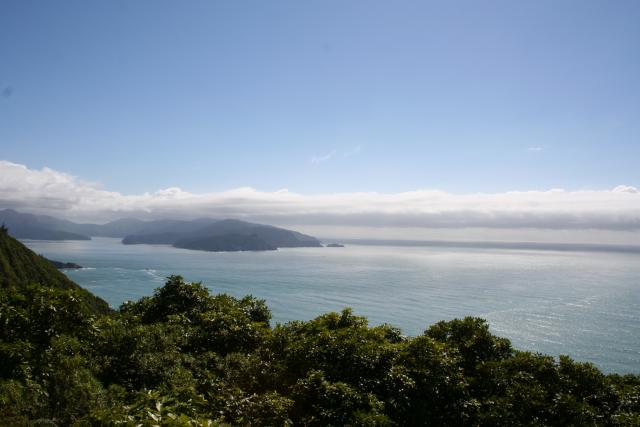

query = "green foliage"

[290,370,390,426]
[1,239,639,426]
[91,318,193,390]
[426,316,513,373]
[0,377,49,424]
[271,308,402,393]
[390,335,471,424]
[122,275,212,323]
[41,336,107,425]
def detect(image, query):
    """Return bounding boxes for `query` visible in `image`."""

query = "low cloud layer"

[1,161,639,236]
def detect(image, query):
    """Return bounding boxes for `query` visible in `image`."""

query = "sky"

[1,1,639,242]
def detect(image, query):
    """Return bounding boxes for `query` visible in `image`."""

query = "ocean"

[22,237,640,374]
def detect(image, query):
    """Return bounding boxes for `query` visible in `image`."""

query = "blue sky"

[1,0,639,196]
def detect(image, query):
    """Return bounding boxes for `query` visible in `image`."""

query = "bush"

[1,276,639,426]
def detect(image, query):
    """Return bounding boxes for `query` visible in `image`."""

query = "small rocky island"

[47,258,83,269]
[326,243,345,247]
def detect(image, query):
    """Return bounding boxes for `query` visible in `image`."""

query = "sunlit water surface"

[23,237,640,374]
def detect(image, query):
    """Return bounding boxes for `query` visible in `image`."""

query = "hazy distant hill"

[0,210,322,251]
[0,209,221,239]
[0,209,91,240]
[0,225,110,313]
[68,217,221,237]
[123,219,322,252]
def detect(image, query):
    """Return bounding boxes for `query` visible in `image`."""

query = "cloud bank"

[1,161,639,238]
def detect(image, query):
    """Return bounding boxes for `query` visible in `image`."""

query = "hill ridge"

[0,225,110,314]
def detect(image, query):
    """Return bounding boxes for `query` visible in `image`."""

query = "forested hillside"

[0,226,109,314]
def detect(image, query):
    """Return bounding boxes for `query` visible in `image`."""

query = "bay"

[22,237,640,374]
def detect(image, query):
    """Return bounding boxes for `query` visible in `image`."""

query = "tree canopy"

[1,274,639,426]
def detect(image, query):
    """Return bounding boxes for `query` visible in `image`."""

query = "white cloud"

[613,185,638,194]
[311,145,362,163]
[527,146,543,152]
[342,145,362,158]
[310,150,336,164]
[1,161,639,237]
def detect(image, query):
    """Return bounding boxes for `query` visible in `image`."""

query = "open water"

[22,237,640,374]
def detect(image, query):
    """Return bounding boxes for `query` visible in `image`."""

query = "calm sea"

[22,237,640,374]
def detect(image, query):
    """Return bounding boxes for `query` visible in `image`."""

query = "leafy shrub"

[1,275,639,426]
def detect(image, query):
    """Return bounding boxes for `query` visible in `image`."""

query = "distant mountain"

[0,209,322,251]
[0,225,110,313]
[174,233,277,252]
[0,209,221,239]
[0,209,91,240]
[68,217,221,238]
[123,219,322,252]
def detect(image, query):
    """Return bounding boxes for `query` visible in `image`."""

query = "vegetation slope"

[0,226,109,314]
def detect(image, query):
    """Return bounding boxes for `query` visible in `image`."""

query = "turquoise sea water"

[22,237,640,374]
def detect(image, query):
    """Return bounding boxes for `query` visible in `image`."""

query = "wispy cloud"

[342,145,362,158]
[310,150,336,164]
[1,161,639,235]
[527,146,543,152]
[311,145,362,164]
